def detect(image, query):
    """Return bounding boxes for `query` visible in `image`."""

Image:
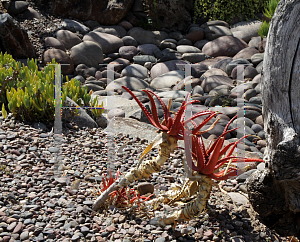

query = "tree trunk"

[246,0,300,237]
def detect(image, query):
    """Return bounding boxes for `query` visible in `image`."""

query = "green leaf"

[2,104,7,119]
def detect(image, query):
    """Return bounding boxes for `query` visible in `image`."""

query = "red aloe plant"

[187,115,264,180]
[100,169,153,209]
[122,86,219,139]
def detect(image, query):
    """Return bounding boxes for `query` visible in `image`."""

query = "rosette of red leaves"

[187,115,264,180]
[122,86,218,139]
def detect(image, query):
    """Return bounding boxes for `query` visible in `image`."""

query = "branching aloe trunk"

[93,132,177,211]
[151,175,213,228]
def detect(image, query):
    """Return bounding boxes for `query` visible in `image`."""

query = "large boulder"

[204,25,233,41]
[150,70,185,89]
[35,0,134,25]
[43,49,74,75]
[106,76,149,91]
[0,13,36,58]
[202,36,248,57]
[150,60,187,79]
[128,27,168,46]
[83,32,123,54]
[231,20,262,43]
[70,41,103,68]
[56,30,82,50]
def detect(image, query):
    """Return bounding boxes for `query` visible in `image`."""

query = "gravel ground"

[0,1,295,241]
[0,113,290,242]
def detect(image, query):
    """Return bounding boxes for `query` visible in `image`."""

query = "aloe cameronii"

[93,86,220,211]
[151,114,264,227]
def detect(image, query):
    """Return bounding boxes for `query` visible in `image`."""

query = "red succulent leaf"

[142,89,172,128]
[142,90,168,131]
[122,86,163,129]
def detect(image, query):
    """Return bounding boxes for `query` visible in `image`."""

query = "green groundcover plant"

[0,52,104,122]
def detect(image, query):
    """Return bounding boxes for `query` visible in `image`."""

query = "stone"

[106,76,149,92]
[83,32,123,54]
[109,58,130,72]
[173,76,202,91]
[169,31,184,41]
[249,96,262,105]
[201,75,233,93]
[94,25,127,38]
[36,0,134,25]
[121,64,148,79]
[158,52,182,62]
[213,57,233,72]
[251,53,264,65]
[20,230,29,240]
[202,36,248,58]
[248,36,262,48]
[122,36,137,46]
[133,55,157,66]
[237,109,261,121]
[251,124,263,133]
[44,37,66,51]
[150,70,185,89]
[200,68,228,81]
[43,49,74,75]
[62,97,98,128]
[12,223,23,234]
[74,64,96,78]
[150,60,187,79]
[233,47,259,60]
[119,20,133,30]
[137,182,154,195]
[202,124,231,139]
[0,13,36,58]
[231,20,262,43]
[128,27,168,46]
[201,20,230,29]
[225,58,251,76]
[236,169,257,183]
[5,1,29,15]
[231,66,258,79]
[21,7,41,19]
[256,61,263,73]
[243,89,257,101]
[118,46,138,60]
[204,25,233,41]
[137,44,161,56]
[227,192,249,205]
[182,53,207,63]
[176,45,201,54]
[194,39,209,50]
[185,29,204,44]
[70,41,103,67]
[107,109,125,119]
[255,115,264,126]
[258,39,267,53]
[157,90,189,99]
[84,20,101,30]
[83,83,104,92]
[232,117,255,128]
[159,40,177,49]
[177,38,193,45]
[61,19,90,34]
[56,30,82,49]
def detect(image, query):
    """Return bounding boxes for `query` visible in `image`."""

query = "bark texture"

[246,0,300,237]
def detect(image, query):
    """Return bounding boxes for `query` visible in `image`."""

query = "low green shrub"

[257,0,280,39]
[0,52,104,122]
[194,0,269,24]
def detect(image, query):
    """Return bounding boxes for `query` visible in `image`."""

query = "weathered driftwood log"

[246,0,300,237]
